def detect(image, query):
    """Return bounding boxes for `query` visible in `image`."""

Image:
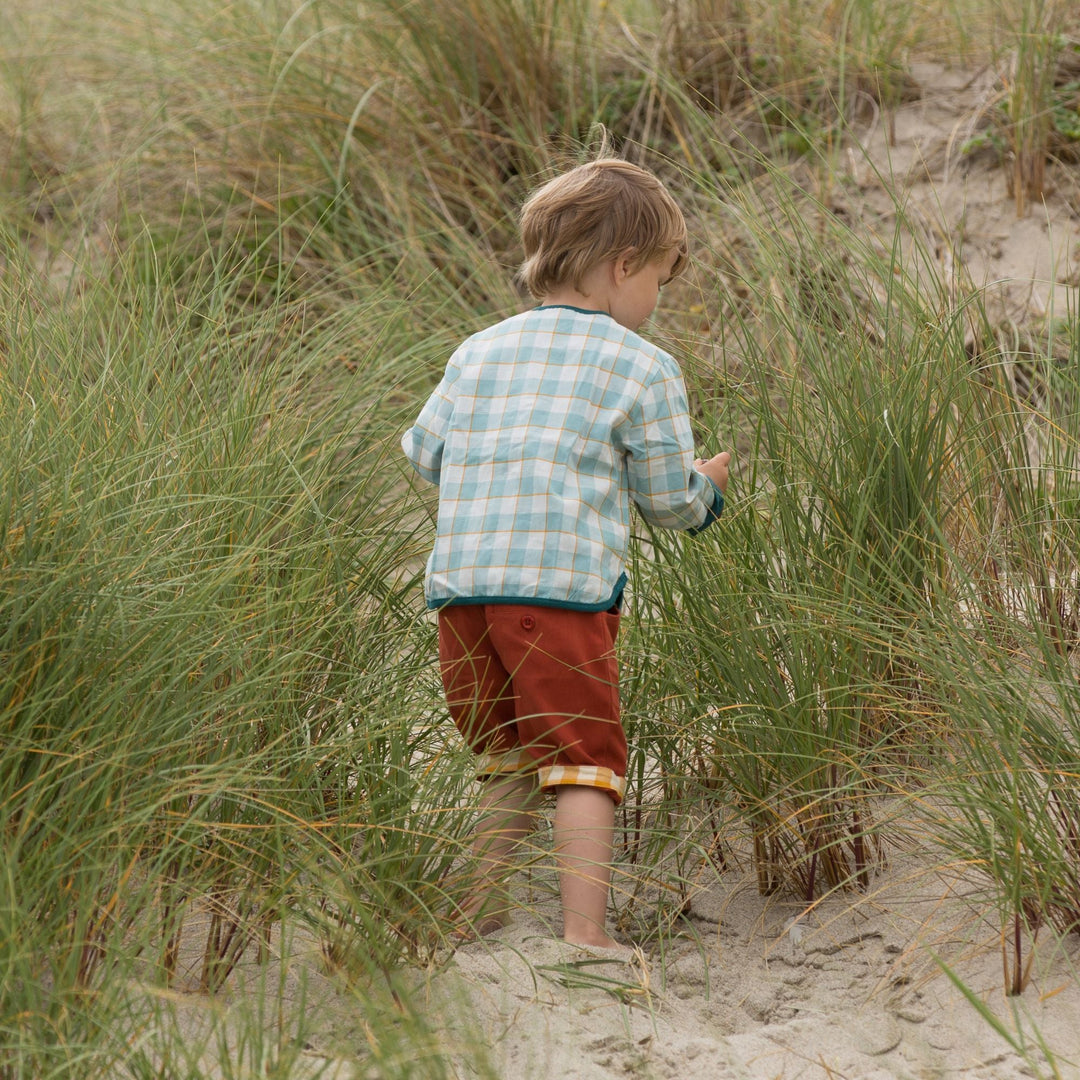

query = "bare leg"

[458,774,540,933]
[554,785,619,947]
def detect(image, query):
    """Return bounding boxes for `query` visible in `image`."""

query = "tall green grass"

[0,222,488,1076]
[987,0,1076,215]
[3,0,1080,1076]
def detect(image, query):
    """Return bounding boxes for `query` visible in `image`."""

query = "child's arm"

[401,363,458,486]
[621,364,728,533]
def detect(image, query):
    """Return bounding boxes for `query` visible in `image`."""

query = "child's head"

[518,159,688,300]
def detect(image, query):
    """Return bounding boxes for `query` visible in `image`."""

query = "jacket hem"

[427,573,627,613]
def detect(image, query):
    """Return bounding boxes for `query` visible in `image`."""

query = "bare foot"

[561,939,636,963]
[473,913,508,937]
[563,932,621,949]
[450,898,510,942]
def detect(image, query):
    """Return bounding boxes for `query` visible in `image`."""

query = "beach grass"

[3,0,1080,1076]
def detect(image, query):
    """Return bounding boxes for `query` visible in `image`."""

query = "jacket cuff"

[686,478,725,536]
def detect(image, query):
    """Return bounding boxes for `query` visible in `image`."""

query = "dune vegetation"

[2,0,1079,1076]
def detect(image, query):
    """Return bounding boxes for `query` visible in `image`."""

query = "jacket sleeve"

[619,362,724,533]
[401,360,458,487]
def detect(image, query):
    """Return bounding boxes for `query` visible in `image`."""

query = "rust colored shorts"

[437,603,627,804]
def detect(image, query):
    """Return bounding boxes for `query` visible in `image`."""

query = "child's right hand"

[694,451,731,494]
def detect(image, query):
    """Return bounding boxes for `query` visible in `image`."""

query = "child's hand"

[694,451,731,494]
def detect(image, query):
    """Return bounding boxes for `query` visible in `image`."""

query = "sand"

[846,60,1078,325]
[162,845,1080,1079]
[423,849,1080,1080]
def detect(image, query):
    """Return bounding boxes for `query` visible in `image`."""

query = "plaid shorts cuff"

[537,764,626,804]
[476,749,537,777]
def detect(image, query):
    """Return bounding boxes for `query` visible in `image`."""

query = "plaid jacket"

[402,305,723,610]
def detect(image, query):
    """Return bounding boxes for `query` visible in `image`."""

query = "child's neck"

[540,288,610,316]
[540,262,614,316]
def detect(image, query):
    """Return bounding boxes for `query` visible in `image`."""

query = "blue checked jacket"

[402,305,724,611]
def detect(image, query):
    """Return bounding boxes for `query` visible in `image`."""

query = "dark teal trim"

[534,304,611,317]
[428,573,628,612]
[686,480,725,536]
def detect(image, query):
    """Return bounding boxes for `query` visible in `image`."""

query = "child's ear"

[612,251,636,283]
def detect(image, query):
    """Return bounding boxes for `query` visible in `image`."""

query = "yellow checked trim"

[477,749,536,776]
[537,764,626,801]
[476,754,626,801]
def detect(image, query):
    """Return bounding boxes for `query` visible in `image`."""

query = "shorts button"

[520,615,536,630]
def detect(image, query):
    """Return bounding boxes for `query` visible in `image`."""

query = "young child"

[402,158,730,950]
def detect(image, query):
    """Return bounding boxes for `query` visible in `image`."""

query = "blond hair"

[517,159,688,299]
